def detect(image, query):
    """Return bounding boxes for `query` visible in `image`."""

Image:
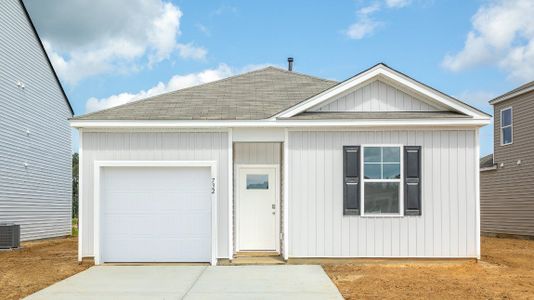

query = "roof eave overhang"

[489,85,534,105]
[70,118,490,129]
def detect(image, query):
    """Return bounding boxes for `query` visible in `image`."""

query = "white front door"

[237,166,278,251]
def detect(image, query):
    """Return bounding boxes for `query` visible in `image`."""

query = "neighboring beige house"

[480,81,534,238]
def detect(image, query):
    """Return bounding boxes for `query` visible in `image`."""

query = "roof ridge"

[265,66,337,83]
[72,65,336,119]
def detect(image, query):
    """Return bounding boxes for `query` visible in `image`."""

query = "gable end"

[310,79,447,113]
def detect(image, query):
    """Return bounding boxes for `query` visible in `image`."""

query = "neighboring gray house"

[0,0,73,240]
[71,63,490,265]
[480,81,534,237]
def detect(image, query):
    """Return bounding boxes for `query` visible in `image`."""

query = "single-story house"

[71,63,490,265]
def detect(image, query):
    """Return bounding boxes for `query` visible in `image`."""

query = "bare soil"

[324,236,534,299]
[0,237,92,300]
[1,236,533,299]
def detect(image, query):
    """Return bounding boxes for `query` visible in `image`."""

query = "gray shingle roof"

[72,67,337,121]
[490,80,534,104]
[480,154,495,169]
[282,111,469,120]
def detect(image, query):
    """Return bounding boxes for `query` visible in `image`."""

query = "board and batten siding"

[288,130,478,257]
[480,90,534,236]
[80,131,229,258]
[312,80,442,112]
[0,0,72,240]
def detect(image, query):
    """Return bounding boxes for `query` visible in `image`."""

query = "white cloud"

[385,0,412,8]
[176,43,207,60]
[147,2,182,66]
[85,64,270,113]
[25,0,207,84]
[442,0,534,82]
[358,3,381,15]
[345,3,383,40]
[346,18,382,40]
[344,1,412,40]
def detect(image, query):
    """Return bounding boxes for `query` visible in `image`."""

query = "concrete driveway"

[25,265,343,299]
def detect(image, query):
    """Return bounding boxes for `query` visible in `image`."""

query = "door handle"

[272,204,276,209]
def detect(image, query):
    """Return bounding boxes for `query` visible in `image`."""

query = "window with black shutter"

[343,146,360,215]
[404,146,422,215]
[343,145,422,217]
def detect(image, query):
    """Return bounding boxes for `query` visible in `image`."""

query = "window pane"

[502,127,512,144]
[383,147,400,162]
[501,109,512,127]
[364,163,381,179]
[383,163,401,179]
[246,174,269,189]
[364,147,381,162]
[364,182,400,214]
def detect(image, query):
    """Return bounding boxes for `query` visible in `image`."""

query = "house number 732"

[211,178,215,194]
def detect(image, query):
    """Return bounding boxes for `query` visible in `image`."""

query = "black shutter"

[343,146,360,215]
[404,146,422,216]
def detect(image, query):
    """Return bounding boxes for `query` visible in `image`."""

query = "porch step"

[234,251,280,257]
[219,252,286,265]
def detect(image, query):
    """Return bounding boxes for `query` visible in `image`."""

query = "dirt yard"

[0,237,92,300]
[324,236,534,299]
[1,236,533,299]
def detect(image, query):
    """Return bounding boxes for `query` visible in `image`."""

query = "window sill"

[359,214,404,218]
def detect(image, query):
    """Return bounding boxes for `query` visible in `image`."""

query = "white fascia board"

[70,118,490,129]
[273,65,490,120]
[489,85,534,105]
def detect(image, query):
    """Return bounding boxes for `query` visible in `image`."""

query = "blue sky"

[24,0,534,155]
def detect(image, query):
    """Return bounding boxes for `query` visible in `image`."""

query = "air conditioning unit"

[0,224,20,249]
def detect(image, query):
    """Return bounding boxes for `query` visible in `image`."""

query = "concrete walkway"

[25,265,343,300]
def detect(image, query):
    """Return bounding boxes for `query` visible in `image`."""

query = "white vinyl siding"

[0,0,72,241]
[288,130,478,257]
[80,131,229,258]
[312,80,442,112]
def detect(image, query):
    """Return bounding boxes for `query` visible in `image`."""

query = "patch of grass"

[71,218,78,237]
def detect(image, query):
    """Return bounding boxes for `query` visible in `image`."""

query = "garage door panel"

[100,166,212,263]
[102,167,210,190]
[103,191,212,212]
[104,238,211,262]
[103,211,211,238]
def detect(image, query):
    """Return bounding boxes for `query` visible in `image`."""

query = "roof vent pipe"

[287,57,294,71]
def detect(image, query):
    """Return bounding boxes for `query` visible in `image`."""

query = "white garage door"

[100,166,212,263]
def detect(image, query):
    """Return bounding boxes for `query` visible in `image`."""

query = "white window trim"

[500,107,513,146]
[360,145,404,217]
